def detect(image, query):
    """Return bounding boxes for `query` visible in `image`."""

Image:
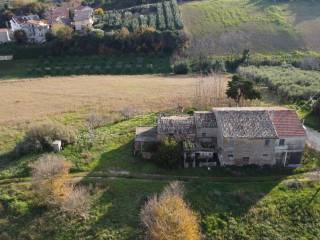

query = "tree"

[13,29,27,44]
[226,75,261,106]
[94,7,104,15]
[30,154,90,217]
[51,23,74,41]
[152,137,182,169]
[141,181,201,240]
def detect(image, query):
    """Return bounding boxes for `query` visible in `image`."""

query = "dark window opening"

[265,139,270,146]
[242,157,249,164]
[279,139,285,146]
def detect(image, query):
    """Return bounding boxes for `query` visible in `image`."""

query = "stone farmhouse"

[73,6,94,31]
[10,15,49,43]
[134,107,306,168]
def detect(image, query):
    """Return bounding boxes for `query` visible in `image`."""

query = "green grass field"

[1,112,320,239]
[181,0,320,55]
[1,173,320,239]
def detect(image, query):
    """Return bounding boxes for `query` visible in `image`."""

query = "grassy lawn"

[181,0,320,55]
[1,113,320,180]
[1,175,320,239]
[0,54,171,79]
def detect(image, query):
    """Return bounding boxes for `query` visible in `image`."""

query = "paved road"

[305,126,320,151]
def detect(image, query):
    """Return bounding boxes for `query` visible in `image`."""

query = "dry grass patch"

[0,75,223,124]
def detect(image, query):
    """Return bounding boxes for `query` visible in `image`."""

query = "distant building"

[134,107,306,168]
[10,15,49,43]
[73,6,93,31]
[0,28,11,43]
[45,6,71,25]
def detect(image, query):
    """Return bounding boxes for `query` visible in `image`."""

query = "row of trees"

[4,27,187,58]
[96,0,183,32]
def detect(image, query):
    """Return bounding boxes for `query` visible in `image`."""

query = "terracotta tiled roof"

[215,109,278,138]
[269,109,306,137]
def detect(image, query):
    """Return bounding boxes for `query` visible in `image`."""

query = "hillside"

[181,0,320,55]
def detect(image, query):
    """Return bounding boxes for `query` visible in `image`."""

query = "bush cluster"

[173,62,189,74]
[14,123,76,156]
[30,154,90,217]
[151,137,182,169]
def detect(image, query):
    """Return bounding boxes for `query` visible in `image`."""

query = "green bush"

[152,138,182,169]
[8,200,30,216]
[313,99,320,116]
[173,62,189,74]
[14,123,77,156]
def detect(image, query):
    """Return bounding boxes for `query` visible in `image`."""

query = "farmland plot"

[239,66,320,102]
[97,0,183,32]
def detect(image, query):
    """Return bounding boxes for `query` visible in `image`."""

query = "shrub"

[173,62,189,74]
[284,179,304,190]
[15,123,77,156]
[60,185,90,218]
[152,137,182,169]
[8,200,30,216]
[86,113,106,129]
[30,154,71,181]
[313,99,320,116]
[140,181,201,240]
[30,154,89,217]
[30,154,72,205]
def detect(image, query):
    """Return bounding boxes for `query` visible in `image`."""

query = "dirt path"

[0,170,289,186]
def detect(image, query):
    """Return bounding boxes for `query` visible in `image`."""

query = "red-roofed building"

[269,109,306,167]
[45,7,71,25]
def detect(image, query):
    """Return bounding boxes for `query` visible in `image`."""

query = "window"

[242,157,250,165]
[262,154,268,157]
[202,132,206,137]
[265,139,270,146]
[228,154,234,160]
[279,139,285,146]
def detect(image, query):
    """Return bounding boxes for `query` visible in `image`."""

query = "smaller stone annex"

[134,107,306,168]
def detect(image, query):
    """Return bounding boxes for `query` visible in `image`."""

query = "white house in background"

[0,28,11,43]
[73,6,93,31]
[10,15,49,43]
[45,6,71,25]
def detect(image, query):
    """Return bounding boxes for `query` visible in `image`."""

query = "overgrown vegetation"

[151,137,182,169]
[30,154,90,218]
[14,123,76,157]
